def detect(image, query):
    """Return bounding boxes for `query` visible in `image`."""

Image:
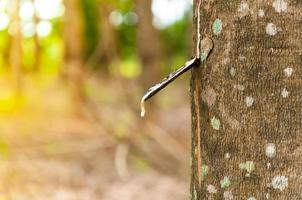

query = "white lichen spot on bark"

[267,162,272,169]
[211,116,220,130]
[229,67,236,77]
[273,0,287,13]
[258,9,265,17]
[265,143,276,158]
[225,152,231,159]
[271,176,289,191]
[284,67,293,77]
[199,37,214,60]
[248,197,256,200]
[202,86,217,107]
[201,164,209,177]
[220,176,231,188]
[223,191,234,200]
[238,1,250,17]
[212,19,223,35]
[245,96,254,107]
[207,184,217,194]
[266,23,278,36]
[239,161,255,174]
[239,55,246,61]
[192,185,197,200]
[234,84,245,91]
[218,103,240,130]
[200,52,208,62]
[281,88,289,98]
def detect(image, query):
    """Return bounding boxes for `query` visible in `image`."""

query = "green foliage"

[103,0,136,59]
[0,0,191,78]
[0,31,8,52]
[41,36,63,74]
[160,13,191,74]
[80,0,99,58]
[118,22,137,58]
[114,0,135,12]
[160,14,191,59]
[0,94,26,114]
[0,31,9,71]
[23,38,35,71]
[118,56,141,78]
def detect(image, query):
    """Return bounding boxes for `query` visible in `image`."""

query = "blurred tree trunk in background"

[98,1,119,72]
[191,0,302,199]
[33,0,42,72]
[136,0,161,87]
[4,32,12,70]
[8,0,22,96]
[63,0,86,110]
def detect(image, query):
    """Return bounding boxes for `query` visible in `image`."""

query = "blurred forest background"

[0,0,193,199]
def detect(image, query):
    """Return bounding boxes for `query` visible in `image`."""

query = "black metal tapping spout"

[140,37,213,117]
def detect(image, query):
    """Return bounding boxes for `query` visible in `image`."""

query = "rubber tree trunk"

[98,2,118,71]
[63,0,86,109]
[191,0,301,199]
[33,0,42,72]
[9,0,22,96]
[136,0,161,87]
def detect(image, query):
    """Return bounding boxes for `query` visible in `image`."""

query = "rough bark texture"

[191,0,302,199]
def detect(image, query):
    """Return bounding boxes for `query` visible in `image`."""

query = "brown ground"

[0,74,192,200]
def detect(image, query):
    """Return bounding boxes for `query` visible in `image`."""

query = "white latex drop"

[140,99,145,117]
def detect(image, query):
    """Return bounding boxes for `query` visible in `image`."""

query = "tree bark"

[136,0,161,87]
[63,0,86,108]
[191,0,302,199]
